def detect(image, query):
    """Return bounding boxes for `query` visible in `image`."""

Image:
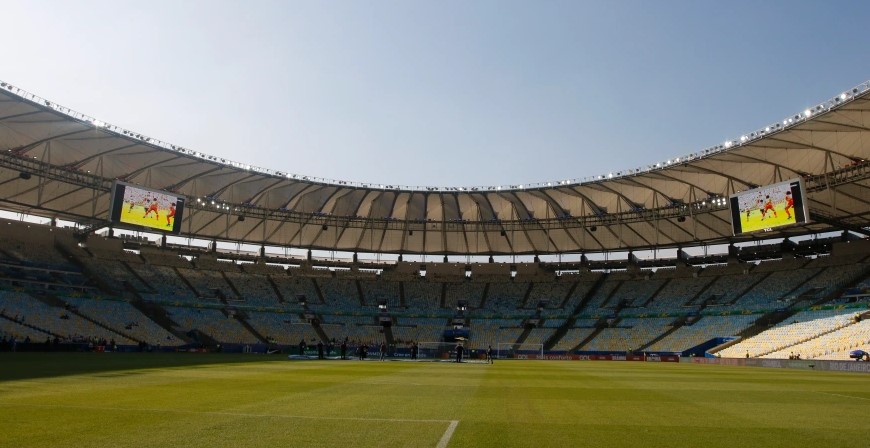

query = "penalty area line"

[436,420,459,448]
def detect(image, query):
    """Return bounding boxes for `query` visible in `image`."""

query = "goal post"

[417,341,543,361]
[417,341,457,360]
[496,342,544,360]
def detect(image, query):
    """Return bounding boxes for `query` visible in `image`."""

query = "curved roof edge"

[2,78,868,193]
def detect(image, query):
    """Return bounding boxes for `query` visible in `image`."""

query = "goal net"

[417,341,459,360]
[496,342,544,360]
[417,341,490,361]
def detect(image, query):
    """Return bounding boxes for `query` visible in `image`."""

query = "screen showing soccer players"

[109,182,185,234]
[729,179,808,235]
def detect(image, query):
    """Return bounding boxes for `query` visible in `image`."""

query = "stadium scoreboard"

[109,181,186,234]
[729,178,809,235]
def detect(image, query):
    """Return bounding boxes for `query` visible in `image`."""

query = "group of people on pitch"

[453,342,496,364]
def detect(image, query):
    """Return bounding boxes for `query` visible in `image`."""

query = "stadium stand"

[245,311,318,346]
[1,78,870,363]
[0,290,134,344]
[645,315,757,353]
[164,306,259,345]
[717,309,859,358]
[0,215,868,357]
[583,317,674,352]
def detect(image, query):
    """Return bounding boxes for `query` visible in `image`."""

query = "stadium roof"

[1,80,868,255]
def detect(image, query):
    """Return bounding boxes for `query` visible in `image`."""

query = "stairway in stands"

[228,309,268,344]
[30,292,139,343]
[638,316,686,352]
[545,275,608,351]
[128,298,194,344]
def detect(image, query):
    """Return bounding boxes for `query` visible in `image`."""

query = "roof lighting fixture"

[804,109,811,117]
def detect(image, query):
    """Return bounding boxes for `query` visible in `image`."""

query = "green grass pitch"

[739,202,796,233]
[119,203,175,231]
[1,353,868,448]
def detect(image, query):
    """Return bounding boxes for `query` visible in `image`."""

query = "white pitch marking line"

[821,392,870,402]
[436,420,459,448]
[0,403,453,424]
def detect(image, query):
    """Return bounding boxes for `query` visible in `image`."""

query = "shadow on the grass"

[0,352,287,382]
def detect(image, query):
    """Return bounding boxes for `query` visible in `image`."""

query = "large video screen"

[109,181,185,234]
[729,178,809,235]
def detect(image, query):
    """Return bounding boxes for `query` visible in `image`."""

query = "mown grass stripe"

[0,403,455,423]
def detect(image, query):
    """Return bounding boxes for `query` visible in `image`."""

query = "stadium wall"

[691,357,870,373]
[517,354,680,362]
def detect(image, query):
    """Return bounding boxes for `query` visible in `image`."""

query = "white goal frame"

[417,341,459,360]
[496,342,544,359]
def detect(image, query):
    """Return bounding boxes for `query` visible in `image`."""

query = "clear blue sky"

[2,1,869,188]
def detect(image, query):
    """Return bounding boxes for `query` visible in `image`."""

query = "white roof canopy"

[1,80,868,254]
